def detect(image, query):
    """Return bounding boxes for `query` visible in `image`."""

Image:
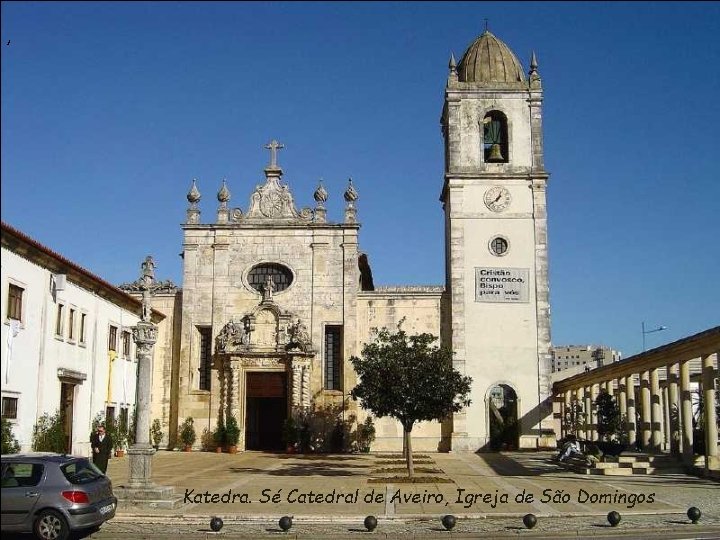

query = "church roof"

[457,30,526,84]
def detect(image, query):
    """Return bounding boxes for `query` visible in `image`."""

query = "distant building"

[551,345,622,374]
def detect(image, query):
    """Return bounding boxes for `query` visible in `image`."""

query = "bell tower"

[440,30,552,450]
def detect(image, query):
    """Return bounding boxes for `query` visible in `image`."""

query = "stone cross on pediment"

[264,139,284,169]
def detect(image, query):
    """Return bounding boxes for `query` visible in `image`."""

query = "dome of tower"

[457,30,526,84]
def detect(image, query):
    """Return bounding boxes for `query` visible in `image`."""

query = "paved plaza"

[87,450,720,538]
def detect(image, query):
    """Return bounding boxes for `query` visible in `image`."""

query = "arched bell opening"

[482,110,509,163]
[487,383,519,450]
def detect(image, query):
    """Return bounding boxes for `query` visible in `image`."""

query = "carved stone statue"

[262,277,275,302]
[286,318,311,351]
[141,256,156,281]
[215,317,253,352]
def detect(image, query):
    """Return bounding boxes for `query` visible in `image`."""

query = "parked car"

[1,453,117,540]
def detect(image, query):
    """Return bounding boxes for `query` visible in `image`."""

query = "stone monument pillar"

[115,256,179,508]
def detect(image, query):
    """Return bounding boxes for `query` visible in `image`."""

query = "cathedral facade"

[135,29,554,452]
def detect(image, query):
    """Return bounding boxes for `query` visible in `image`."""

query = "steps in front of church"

[562,453,686,476]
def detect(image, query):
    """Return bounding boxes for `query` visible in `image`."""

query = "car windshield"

[60,459,104,485]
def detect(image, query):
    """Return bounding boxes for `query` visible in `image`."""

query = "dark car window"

[61,459,104,485]
[1,463,44,488]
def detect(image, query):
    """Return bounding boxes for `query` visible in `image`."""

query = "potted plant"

[150,418,163,450]
[213,417,226,453]
[179,417,196,451]
[225,415,240,454]
[114,423,128,457]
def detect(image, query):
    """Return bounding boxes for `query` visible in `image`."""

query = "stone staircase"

[562,453,687,476]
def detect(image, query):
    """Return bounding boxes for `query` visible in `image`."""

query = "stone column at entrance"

[582,386,590,441]
[650,368,662,453]
[575,387,584,440]
[640,370,651,450]
[563,391,572,439]
[701,353,718,470]
[625,374,637,448]
[668,363,680,455]
[230,364,241,420]
[590,383,599,440]
[679,358,694,465]
[662,384,670,452]
[618,378,627,422]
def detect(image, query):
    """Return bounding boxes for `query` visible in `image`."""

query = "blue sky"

[2,2,719,358]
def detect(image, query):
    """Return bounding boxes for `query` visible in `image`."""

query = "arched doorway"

[487,384,519,450]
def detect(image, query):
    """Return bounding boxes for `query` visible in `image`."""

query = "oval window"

[247,263,293,293]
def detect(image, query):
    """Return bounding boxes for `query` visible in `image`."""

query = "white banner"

[475,267,530,303]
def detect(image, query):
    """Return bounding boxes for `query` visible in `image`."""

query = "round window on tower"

[489,236,509,257]
[246,263,294,293]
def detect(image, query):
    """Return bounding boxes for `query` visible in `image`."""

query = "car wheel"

[34,509,70,540]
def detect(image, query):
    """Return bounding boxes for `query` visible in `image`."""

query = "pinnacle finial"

[449,52,457,73]
[344,177,358,203]
[484,18,489,33]
[530,51,538,71]
[187,178,201,205]
[313,178,328,205]
[217,178,230,203]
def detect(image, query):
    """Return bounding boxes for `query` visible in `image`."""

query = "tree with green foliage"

[32,411,66,453]
[595,391,621,442]
[225,415,240,447]
[2,418,21,454]
[350,322,472,477]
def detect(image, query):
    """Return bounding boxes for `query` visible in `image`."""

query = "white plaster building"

[128,29,554,453]
[1,222,163,455]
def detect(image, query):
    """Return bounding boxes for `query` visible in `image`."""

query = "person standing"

[90,424,113,474]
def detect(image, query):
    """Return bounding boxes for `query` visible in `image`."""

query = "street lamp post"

[642,321,667,351]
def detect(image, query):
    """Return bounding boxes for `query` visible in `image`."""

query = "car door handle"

[25,491,39,498]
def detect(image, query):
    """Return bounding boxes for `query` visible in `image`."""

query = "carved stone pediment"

[215,298,315,354]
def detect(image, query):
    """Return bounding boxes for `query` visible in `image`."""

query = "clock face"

[484,186,511,212]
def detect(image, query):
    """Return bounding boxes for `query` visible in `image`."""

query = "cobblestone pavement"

[93,450,719,538]
[91,515,720,540]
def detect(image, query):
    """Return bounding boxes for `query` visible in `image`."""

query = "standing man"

[90,424,113,474]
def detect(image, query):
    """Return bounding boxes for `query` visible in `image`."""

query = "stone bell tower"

[440,30,553,450]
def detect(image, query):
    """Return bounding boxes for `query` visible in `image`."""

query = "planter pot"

[183,445,192,452]
[215,446,223,453]
[286,446,295,454]
[114,450,125,458]
[227,445,238,454]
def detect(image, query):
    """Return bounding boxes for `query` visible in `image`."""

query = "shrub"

[179,417,196,447]
[225,415,240,446]
[2,418,20,454]
[32,411,66,453]
[282,416,298,449]
[114,422,128,451]
[213,417,226,448]
[354,417,376,453]
[151,419,164,448]
[200,428,213,451]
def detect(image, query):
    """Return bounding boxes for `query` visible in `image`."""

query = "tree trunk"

[404,428,414,478]
[402,430,407,459]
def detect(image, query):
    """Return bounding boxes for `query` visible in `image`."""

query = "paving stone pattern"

[96,451,719,538]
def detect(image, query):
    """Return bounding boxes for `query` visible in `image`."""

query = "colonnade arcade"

[553,326,719,471]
